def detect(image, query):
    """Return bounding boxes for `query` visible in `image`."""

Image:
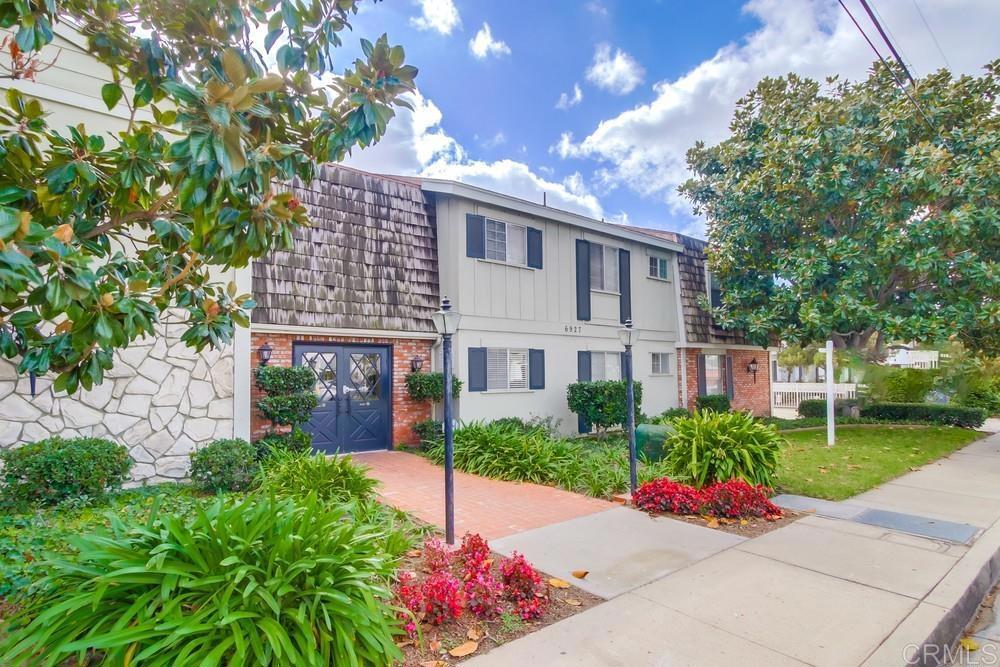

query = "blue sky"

[342,0,999,237]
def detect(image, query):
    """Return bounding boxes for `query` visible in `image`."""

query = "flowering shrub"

[633,478,706,514]
[458,532,492,576]
[422,536,453,573]
[421,570,464,626]
[634,477,783,520]
[702,479,782,519]
[500,552,548,620]
[464,569,504,618]
[394,571,423,636]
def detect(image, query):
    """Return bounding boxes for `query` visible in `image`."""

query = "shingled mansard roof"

[623,225,752,346]
[251,165,440,333]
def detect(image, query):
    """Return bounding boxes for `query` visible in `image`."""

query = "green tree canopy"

[0,0,416,393]
[681,61,999,359]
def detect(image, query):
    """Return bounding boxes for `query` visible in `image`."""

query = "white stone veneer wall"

[0,314,235,483]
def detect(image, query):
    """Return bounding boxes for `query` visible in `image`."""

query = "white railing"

[885,349,940,369]
[771,382,859,409]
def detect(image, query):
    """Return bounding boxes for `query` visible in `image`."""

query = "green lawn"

[777,425,984,500]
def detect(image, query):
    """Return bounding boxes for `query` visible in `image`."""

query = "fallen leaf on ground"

[818,468,829,474]
[449,641,479,657]
[428,638,441,652]
[467,627,482,641]
[406,550,422,558]
[847,464,862,470]
[705,518,719,529]
[563,598,582,606]
[959,637,980,651]
[571,570,589,579]
[740,519,749,526]
[396,639,413,648]
[549,578,570,589]
[419,661,446,667]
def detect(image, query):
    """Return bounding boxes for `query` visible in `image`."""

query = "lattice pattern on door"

[348,353,381,400]
[300,351,336,402]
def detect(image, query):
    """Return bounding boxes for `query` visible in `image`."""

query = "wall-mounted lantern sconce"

[257,341,273,366]
[410,356,424,372]
[747,357,759,384]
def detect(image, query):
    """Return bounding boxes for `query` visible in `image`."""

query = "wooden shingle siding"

[252,165,439,332]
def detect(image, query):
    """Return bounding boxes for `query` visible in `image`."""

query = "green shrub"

[662,410,782,488]
[695,394,731,413]
[0,437,131,506]
[883,368,936,402]
[253,427,313,460]
[651,407,691,424]
[412,419,443,448]
[566,380,643,432]
[798,398,860,418]
[258,450,378,504]
[256,393,319,427]
[404,371,462,402]
[0,494,403,666]
[958,383,1000,416]
[860,403,986,428]
[254,365,316,395]
[189,438,257,492]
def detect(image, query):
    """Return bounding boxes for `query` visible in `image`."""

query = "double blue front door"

[293,343,391,453]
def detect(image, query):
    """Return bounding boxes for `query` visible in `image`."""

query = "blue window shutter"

[696,354,707,396]
[619,249,631,324]
[575,239,591,321]
[576,350,591,433]
[725,355,735,400]
[468,347,487,391]
[527,227,543,269]
[529,349,545,389]
[466,214,485,259]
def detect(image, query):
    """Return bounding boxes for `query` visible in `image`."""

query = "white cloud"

[585,43,644,95]
[585,1,609,18]
[555,83,583,110]
[482,132,506,148]
[469,22,511,59]
[562,0,1000,227]
[342,91,603,219]
[410,0,461,35]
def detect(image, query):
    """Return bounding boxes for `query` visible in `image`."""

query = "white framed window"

[486,348,528,390]
[651,352,672,375]
[703,353,726,395]
[648,256,669,280]
[589,243,620,292]
[590,351,622,381]
[485,219,527,266]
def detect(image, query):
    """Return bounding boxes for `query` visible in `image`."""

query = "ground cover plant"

[257,450,377,503]
[779,425,984,500]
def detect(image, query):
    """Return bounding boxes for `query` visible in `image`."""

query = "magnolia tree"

[681,61,999,359]
[0,0,416,393]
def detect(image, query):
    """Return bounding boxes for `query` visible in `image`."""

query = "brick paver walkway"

[355,450,615,540]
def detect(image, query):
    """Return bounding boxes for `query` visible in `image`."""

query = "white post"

[826,339,835,446]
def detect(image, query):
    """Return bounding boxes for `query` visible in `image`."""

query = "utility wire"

[858,0,916,86]
[868,0,918,78]
[912,0,951,69]
[836,0,947,148]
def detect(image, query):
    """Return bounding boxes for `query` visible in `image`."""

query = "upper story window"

[589,243,620,292]
[487,348,528,390]
[648,256,669,280]
[485,219,527,266]
[706,269,722,309]
[590,351,621,381]
[651,352,672,375]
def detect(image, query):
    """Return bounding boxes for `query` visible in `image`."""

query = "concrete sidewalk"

[468,431,1000,667]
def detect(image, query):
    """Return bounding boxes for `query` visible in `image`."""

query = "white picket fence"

[771,382,859,409]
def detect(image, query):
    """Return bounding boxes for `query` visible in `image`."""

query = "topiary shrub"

[254,365,319,438]
[695,394,731,413]
[883,368,936,403]
[661,410,782,488]
[0,437,131,506]
[404,371,462,402]
[566,380,643,433]
[189,438,257,492]
[254,365,316,395]
[860,403,986,428]
[253,426,312,460]
[258,450,378,504]
[255,393,319,428]
[0,494,403,666]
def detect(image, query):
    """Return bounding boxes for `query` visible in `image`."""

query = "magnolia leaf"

[419,661,446,667]
[571,570,589,580]
[706,518,720,529]
[563,598,582,607]
[548,578,570,589]
[467,626,481,641]
[101,82,123,110]
[448,641,478,658]
[959,637,980,652]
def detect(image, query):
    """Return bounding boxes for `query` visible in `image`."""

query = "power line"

[858,0,916,86]
[868,0,918,78]
[836,0,946,147]
[912,0,951,69]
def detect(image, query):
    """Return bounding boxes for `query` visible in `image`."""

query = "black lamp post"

[618,318,640,497]
[432,296,462,544]
[257,341,273,366]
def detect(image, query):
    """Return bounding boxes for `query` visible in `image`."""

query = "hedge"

[798,398,859,418]
[859,403,986,428]
[404,371,462,402]
[567,380,643,432]
[695,394,730,413]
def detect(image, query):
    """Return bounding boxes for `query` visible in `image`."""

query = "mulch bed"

[669,508,804,538]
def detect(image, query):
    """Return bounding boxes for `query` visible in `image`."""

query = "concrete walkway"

[468,431,1000,667]
[354,450,614,540]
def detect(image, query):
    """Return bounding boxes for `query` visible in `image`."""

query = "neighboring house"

[0,24,247,483]
[425,179,686,434]
[885,345,940,369]
[249,166,440,452]
[621,228,774,416]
